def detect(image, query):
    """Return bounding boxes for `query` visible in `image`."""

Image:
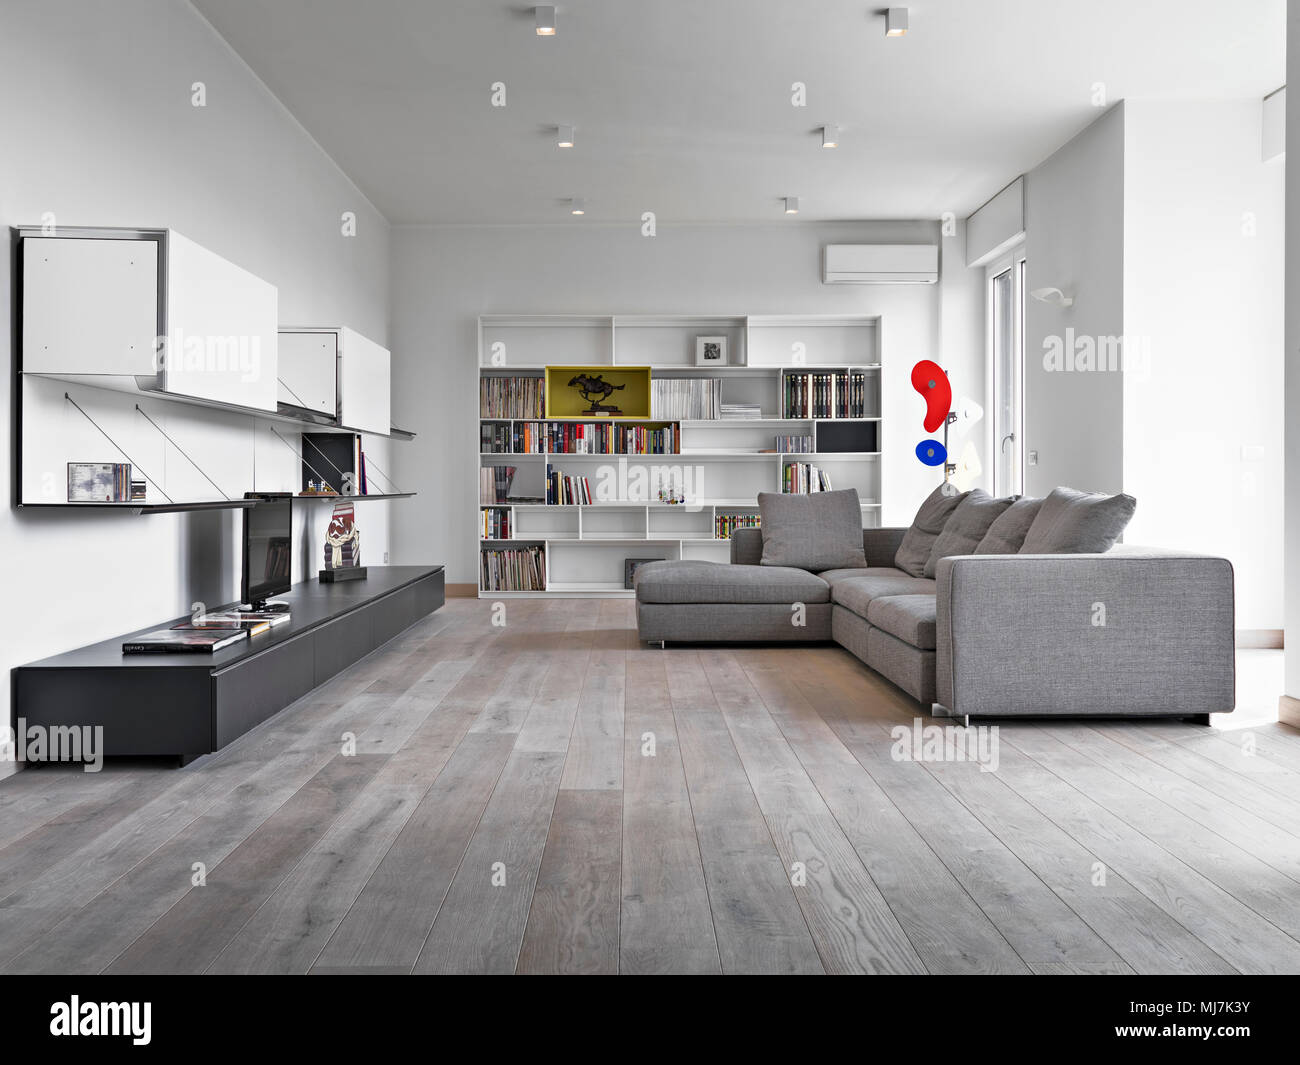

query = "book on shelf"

[122,627,249,654]
[480,376,545,420]
[650,378,721,420]
[479,465,517,504]
[546,464,592,505]
[782,461,833,494]
[782,370,869,419]
[480,544,546,591]
[719,404,762,420]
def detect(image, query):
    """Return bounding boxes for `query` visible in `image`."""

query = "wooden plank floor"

[3,597,1300,975]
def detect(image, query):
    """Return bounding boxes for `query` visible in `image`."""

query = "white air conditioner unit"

[822,244,939,284]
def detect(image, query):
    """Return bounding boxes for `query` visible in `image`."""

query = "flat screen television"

[242,493,293,609]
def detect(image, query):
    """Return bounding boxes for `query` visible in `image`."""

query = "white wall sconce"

[821,125,839,149]
[1030,286,1074,307]
[535,5,557,36]
[557,124,575,148]
[784,197,800,214]
[569,197,586,215]
[885,8,909,37]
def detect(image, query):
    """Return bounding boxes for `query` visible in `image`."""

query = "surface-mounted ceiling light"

[821,125,839,149]
[885,7,908,36]
[569,197,585,215]
[535,5,556,35]
[557,124,575,148]
[784,197,800,214]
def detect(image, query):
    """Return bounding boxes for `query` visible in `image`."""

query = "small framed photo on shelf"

[695,336,727,367]
[624,558,659,590]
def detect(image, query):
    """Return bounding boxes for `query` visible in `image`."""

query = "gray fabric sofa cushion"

[830,572,936,617]
[1019,486,1137,554]
[974,496,1043,554]
[757,489,867,572]
[866,594,938,650]
[894,485,967,577]
[923,490,1014,577]
[634,559,830,605]
[818,565,911,587]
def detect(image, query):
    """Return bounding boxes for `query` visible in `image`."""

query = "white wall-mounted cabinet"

[278,329,338,415]
[18,226,279,412]
[338,327,391,435]
[163,231,278,411]
[21,236,159,376]
[280,325,391,434]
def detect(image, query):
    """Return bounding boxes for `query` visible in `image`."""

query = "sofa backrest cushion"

[922,490,1014,576]
[1019,486,1137,554]
[974,495,1043,554]
[757,488,867,571]
[894,484,968,577]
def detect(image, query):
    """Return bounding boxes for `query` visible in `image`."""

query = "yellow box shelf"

[544,365,651,420]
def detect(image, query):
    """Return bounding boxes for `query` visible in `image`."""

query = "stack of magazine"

[122,609,290,654]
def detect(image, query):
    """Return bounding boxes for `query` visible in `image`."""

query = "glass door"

[989,252,1026,496]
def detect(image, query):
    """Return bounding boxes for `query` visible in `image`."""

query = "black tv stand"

[14,566,444,766]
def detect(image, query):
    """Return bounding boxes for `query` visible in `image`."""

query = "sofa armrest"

[934,552,1236,717]
[863,527,907,568]
[730,527,763,565]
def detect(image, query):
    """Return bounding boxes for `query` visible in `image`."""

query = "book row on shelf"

[548,467,594,505]
[783,370,871,419]
[480,376,545,419]
[650,378,721,420]
[481,506,511,539]
[481,420,680,455]
[715,513,761,539]
[480,545,546,591]
[773,434,814,453]
[783,461,834,494]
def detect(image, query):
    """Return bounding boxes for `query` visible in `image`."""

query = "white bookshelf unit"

[477,314,883,598]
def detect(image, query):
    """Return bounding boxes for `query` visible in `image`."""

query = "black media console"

[12,565,445,765]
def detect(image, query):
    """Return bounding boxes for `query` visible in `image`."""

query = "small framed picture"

[624,558,659,590]
[695,336,727,367]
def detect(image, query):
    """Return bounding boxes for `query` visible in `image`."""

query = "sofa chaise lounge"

[635,488,1235,722]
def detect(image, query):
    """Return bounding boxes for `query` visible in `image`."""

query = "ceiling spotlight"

[885,7,908,36]
[569,197,585,215]
[821,125,839,149]
[557,124,575,148]
[535,5,556,35]
[784,197,800,215]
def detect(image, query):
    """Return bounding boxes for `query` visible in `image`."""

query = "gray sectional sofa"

[635,518,1237,723]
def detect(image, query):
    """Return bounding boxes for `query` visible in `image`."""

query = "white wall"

[1023,104,1127,498]
[389,221,985,584]
[1123,100,1285,632]
[1285,0,1300,695]
[0,1,392,734]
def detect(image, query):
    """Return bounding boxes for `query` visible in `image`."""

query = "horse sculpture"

[568,373,626,415]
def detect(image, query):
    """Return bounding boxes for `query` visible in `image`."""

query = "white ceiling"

[192,0,1285,225]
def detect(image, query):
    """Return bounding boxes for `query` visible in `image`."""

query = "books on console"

[122,627,249,654]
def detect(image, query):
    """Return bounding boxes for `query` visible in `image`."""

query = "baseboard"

[1236,629,1283,649]
[1280,695,1300,729]
[446,583,478,598]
